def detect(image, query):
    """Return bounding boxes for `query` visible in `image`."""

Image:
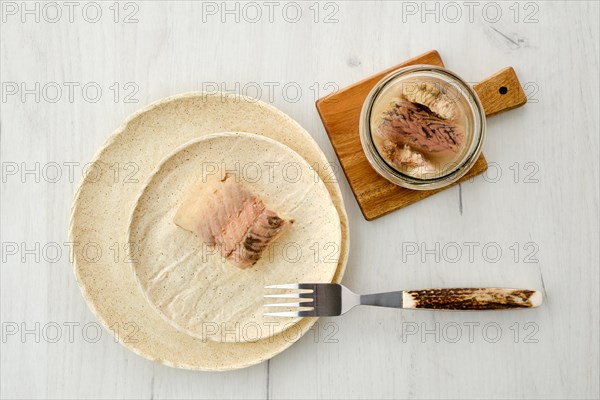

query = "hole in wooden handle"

[473,67,527,116]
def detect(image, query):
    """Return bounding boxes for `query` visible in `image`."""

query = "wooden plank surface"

[1,1,598,399]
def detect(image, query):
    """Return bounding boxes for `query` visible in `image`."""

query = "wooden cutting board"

[316,50,527,220]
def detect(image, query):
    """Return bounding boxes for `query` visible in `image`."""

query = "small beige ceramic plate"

[128,132,342,343]
[69,92,349,370]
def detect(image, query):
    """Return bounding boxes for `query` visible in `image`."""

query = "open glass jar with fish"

[359,65,486,190]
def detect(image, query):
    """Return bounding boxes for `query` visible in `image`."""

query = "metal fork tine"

[264,283,339,318]
[263,293,314,299]
[264,302,314,308]
[264,283,315,291]
[264,283,298,289]
[264,284,299,289]
[263,310,317,317]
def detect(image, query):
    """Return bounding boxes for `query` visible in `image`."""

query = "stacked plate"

[69,93,349,370]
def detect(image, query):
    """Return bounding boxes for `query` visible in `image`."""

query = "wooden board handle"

[473,67,527,117]
[403,288,542,310]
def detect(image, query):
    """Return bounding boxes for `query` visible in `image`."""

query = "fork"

[264,284,542,317]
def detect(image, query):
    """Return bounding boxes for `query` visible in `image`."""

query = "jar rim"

[359,64,487,190]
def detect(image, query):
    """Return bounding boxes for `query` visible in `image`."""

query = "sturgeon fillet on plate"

[173,174,292,269]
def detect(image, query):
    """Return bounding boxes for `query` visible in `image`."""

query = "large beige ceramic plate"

[129,132,342,343]
[69,92,349,370]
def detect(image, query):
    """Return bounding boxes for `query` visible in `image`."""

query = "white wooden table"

[1,1,598,398]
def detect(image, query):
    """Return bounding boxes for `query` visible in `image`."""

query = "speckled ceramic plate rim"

[68,92,349,371]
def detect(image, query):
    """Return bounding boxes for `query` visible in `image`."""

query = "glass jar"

[359,65,486,190]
